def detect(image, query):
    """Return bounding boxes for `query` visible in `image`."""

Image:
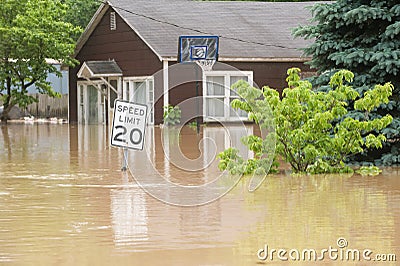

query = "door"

[77,82,105,124]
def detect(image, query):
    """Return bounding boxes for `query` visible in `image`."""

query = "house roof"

[76,0,317,62]
[77,60,123,78]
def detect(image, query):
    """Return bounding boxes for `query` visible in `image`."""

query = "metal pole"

[121,147,128,171]
[195,64,200,135]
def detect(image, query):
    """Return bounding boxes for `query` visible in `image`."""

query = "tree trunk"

[1,82,12,123]
[1,103,15,123]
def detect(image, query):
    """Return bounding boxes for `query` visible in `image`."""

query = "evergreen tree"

[294,0,400,165]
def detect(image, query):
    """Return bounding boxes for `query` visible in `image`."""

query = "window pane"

[87,85,99,124]
[79,85,84,105]
[230,76,248,96]
[109,90,117,108]
[206,98,224,117]
[206,76,225,96]
[148,80,154,104]
[230,75,248,85]
[108,81,117,108]
[125,82,130,100]
[134,82,146,105]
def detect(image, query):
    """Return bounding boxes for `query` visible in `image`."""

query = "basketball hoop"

[178,36,219,69]
[195,59,215,72]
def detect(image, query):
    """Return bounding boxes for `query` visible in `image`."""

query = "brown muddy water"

[0,124,399,265]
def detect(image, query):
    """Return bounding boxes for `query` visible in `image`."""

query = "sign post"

[111,100,147,171]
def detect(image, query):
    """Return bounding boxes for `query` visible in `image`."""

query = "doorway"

[77,82,105,124]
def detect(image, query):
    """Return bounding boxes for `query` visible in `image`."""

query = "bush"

[163,104,181,126]
[218,68,393,174]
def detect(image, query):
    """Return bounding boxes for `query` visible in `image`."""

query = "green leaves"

[218,68,393,175]
[354,83,393,112]
[62,0,100,41]
[355,165,382,176]
[163,105,182,126]
[0,0,80,120]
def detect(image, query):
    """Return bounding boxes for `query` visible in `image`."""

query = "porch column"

[117,77,123,99]
[163,60,169,108]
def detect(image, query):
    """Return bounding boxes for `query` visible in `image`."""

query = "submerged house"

[69,0,314,125]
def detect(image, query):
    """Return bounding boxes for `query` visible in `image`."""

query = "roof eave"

[161,56,311,63]
[91,73,123,77]
[219,57,312,62]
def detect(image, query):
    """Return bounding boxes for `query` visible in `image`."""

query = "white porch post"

[163,60,169,109]
[122,79,127,101]
[117,77,123,99]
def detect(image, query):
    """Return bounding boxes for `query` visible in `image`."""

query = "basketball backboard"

[178,36,219,63]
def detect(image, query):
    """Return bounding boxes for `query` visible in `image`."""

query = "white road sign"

[111,100,147,150]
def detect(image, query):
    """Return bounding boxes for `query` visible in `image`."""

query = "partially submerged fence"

[26,94,68,119]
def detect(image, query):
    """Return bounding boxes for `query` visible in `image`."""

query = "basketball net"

[195,59,215,72]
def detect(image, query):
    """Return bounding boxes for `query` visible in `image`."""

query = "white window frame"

[202,71,253,122]
[122,76,154,125]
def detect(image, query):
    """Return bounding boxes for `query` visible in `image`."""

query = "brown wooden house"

[70,0,315,125]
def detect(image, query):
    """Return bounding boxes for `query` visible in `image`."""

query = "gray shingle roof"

[77,60,123,78]
[84,0,318,60]
[86,60,123,75]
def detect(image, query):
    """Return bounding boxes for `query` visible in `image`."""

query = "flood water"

[0,124,399,265]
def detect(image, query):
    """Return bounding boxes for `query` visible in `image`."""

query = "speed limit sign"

[111,100,147,150]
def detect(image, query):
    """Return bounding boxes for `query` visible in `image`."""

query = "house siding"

[222,61,311,93]
[69,8,163,123]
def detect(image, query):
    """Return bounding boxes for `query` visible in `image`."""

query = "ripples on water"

[0,124,399,265]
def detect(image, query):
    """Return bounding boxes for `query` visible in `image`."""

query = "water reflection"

[0,124,398,265]
[126,125,256,206]
[111,174,149,248]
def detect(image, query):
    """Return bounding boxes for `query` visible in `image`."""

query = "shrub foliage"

[218,68,393,174]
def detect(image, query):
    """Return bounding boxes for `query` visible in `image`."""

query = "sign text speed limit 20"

[111,100,147,150]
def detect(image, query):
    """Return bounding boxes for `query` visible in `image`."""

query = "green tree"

[0,0,81,122]
[293,0,400,165]
[62,0,101,40]
[218,68,393,174]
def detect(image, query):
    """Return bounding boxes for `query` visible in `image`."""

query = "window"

[109,80,118,109]
[123,77,154,125]
[203,71,253,122]
[110,12,116,30]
